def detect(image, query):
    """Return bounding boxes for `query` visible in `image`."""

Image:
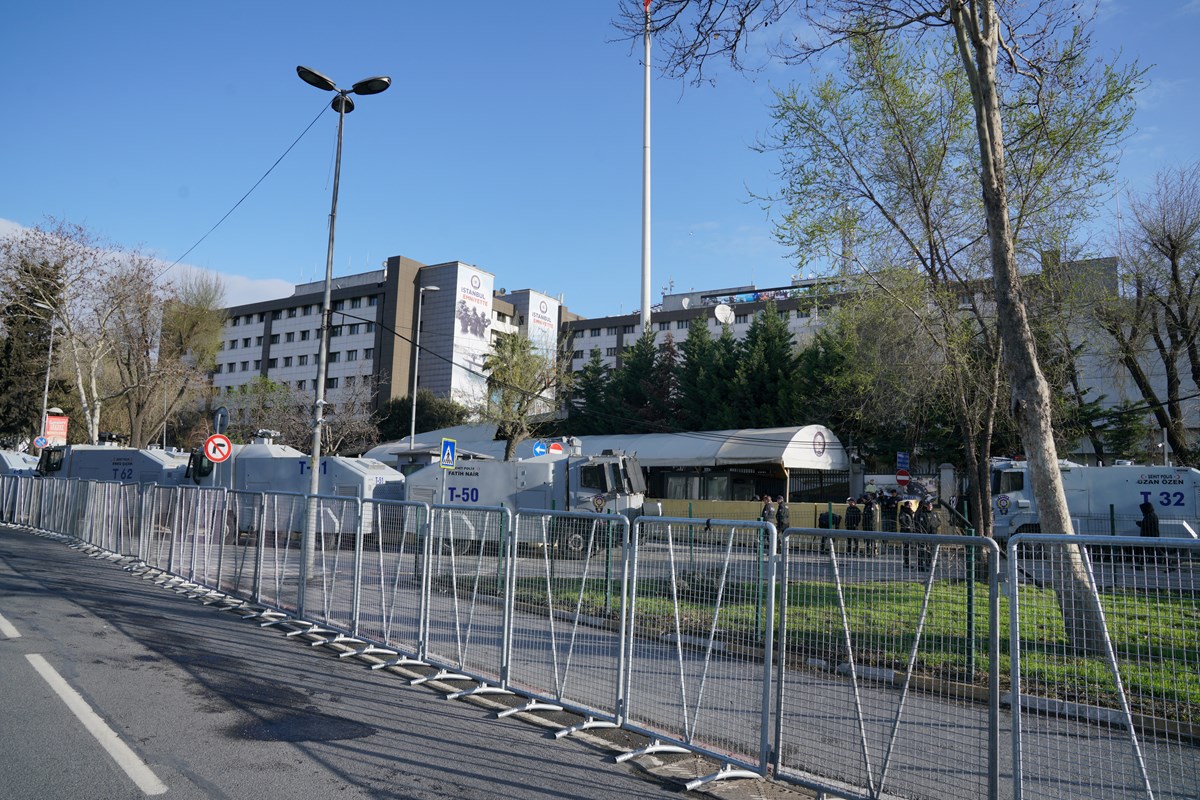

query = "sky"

[2,1,1198,319]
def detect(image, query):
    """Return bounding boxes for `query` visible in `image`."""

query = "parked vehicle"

[990,458,1200,546]
[403,450,657,554]
[0,450,40,476]
[36,442,191,485]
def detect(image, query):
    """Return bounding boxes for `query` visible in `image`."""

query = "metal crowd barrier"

[1009,534,1200,800]
[8,475,1200,800]
[775,528,1001,800]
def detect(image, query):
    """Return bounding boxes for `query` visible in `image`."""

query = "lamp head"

[352,76,391,96]
[297,66,337,92]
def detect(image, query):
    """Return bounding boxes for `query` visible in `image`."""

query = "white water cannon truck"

[402,450,657,555]
[990,458,1200,546]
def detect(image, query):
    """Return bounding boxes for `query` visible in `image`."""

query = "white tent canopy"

[366,424,848,472]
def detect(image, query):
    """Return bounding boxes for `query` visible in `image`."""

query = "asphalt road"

[0,525,688,800]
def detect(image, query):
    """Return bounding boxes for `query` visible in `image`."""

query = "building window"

[365,322,375,333]
[267,358,277,369]
[255,336,263,346]
[285,332,294,343]
[240,361,249,372]
[345,375,356,387]
[227,362,235,373]
[214,364,223,374]
[658,321,669,331]
[606,326,618,335]
[325,377,339,389]
[242,337,251,348]
[257,313,265,323]
[348,323,360,335]
[363,348,373,360]
[287,307,297,318]
[330,326,342,337]
[298,355,308,366]
[605,347,617,356]
[735,314,748,324]
[229,339,238,350]
[333,299,344,311]
[623,325,635,334]
[244,315,253,324]
[231,317,239,327]
[350,298,361,309]
[676,319,689,329]
[297,379,306,390]
[283,356,292,367]
[346,350,358,362]
[271,310,282,320]
[270,334,279,344]
[328,351,340,363]
[302,305,313,316]
[300,330,311,341]
[253,359,261,370]
[572,350,584,359]
[590,328,601,337]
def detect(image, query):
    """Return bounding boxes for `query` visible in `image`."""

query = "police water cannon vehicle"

[0,450,40,476]
[402,449,657,555]
[186,430,405,500]
[990,458,1200,546]
[36,435,191,485]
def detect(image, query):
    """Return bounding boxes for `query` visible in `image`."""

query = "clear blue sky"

[2,1,1196,318]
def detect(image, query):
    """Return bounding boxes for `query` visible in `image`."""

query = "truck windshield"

[37,448,64,474]
[580,464,607,491]
[993,471,1024,494]
[622,457,647,494]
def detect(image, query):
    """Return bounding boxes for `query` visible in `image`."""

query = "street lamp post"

[296,66,391,594]
[408,285,441,451]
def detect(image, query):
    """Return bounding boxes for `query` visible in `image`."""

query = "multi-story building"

[212,255,579,410]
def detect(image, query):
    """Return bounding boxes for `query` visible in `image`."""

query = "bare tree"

[1098,163,1200,465]
[479,333,575,460]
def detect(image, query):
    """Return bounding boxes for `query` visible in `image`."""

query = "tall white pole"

[639,4,652,332]
[39,324,54,440]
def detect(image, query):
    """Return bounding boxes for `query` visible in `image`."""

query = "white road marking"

[25,653,167,796]
[0,610,20,639]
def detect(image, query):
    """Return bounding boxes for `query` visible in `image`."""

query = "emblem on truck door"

[593,494,606,511]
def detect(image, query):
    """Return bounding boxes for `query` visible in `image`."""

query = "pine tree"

[736,300,801,428]
[568,349,613,435]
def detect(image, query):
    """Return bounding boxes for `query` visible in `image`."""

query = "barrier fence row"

[1,474,1196,800]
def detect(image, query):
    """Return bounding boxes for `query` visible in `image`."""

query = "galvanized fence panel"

[774,529,1001,800]
[256,492,308,615]
[0,475,18,524]
[421,504,513,687]
[505,510,630,724]
[357,499,429,658]
[174,487,228,587]
[218,490,266,602]
[1009,534,1200,800]
[141,484,181,571]
[623,516,776,781]
[299,495,362,635]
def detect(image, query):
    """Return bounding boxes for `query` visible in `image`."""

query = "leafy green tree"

[649,333,682,425]
[676,321,719,431]
[734,301,801,428]
[567,348,613,435]
[377,389,471,443]
[605,330,660,433]
[480,332,572,460]
[1102,402,1158,465]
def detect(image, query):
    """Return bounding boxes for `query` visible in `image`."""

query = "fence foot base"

[410,670,471,687]
[497,700,562,719]
[310,634,362,648]
[554,718,617,739]
[338,645,396,659]
[684,764,763,792]
[615,739,691,763]
[446,683,512,701]
[252,612,291,625]
[283,623,329,637]
[370,656,427,670]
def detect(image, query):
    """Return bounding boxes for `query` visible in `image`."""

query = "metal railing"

[4,475,1199,800]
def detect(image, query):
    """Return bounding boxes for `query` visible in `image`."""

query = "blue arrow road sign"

[532,441,548,456]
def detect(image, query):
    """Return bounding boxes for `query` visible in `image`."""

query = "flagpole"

[640,0,652,332]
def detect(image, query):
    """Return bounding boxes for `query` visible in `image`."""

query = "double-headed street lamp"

[296,65,390,586]
[408,285,440,450]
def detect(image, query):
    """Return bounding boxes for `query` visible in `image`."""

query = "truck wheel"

[553,520,591,559]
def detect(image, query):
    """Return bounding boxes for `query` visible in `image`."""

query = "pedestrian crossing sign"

[440,438,457,470]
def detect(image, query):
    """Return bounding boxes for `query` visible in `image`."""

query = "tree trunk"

[952,2,1105,654]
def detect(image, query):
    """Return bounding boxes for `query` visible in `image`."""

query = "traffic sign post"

[204,433,233,463]
[896,468,911,488]
[34,436,48,449]
[532,441,548,457]
[440,438,457,470]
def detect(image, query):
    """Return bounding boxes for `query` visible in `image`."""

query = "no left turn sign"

[204,433,233,463]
